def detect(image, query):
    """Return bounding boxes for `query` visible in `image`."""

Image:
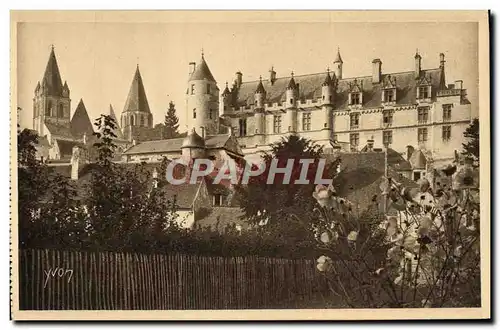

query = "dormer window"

[383,89,395,102]
[416,74,432,101]
[213,194,223,206]
[418,86,429,99]
[347,79,363,106]
[350,93,360,105]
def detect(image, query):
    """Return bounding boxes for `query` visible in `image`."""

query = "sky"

[16,21,478,132]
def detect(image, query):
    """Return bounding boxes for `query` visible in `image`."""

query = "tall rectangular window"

[383,130,393,146]
[273,115,282,133]
[193,108,196,119]
[191,84,195,95]
[417,107,429,124]
[443,104,452,121]
[209,109,213,119]
[418,128,428,143]
[350,93,361,105]
[238,118,247,136]
[350,113,360,129]
[350,133,359,147]
[302,112,311,131]
[383,110,393,125]
[207,84,211,94]
[442,125,451,141]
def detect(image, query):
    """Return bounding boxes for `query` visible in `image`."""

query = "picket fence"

[19,249,335,310]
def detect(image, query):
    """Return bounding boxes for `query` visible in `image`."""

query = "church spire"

[41,46,64,97]
[123,65,151,113]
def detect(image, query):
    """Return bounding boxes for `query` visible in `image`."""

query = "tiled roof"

[127,126,163,143]
[70,99,94,139]
[160,182,201,209]
[41,48,64,97]
[231,68,444,108]
[123,66,151,113]
[195,207,247,232]
[189,55,216,82]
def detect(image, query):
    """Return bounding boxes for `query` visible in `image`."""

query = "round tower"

[181,128,206,161]
[219,82,231,117]
[333,47,343,80]
[321,69,334,141]
[254,76,266,142]
[285,73,298,133]
[186,51,219,136]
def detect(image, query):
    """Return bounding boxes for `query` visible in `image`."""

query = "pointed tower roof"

[255,76,266,94]
[108,104,124,139]
[222,81,231,96]
[414,49,421,59]
[189,52,216,82]
[181,128,205,149]
[123,65,151,113]
[334,48,343,64]
[322,69,332,86]
[70,99,94,139]
[42,46,64,96]
[287,72,297,90]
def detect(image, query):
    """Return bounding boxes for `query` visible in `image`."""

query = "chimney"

[189,62,196,75]
[235,71,242,88]
[71,146,81,181]
[406,145,415,161]
[372,59,382,84]
[455,80,463,90]
[269,67,276,85]
[414,51,422,79]
[439,53,445,68]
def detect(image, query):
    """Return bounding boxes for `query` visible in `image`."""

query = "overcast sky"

[16,21,478,131]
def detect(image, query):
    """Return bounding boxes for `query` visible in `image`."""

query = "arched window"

[45,101,52,116]
[130,114,135,126]
[140,115,145,127]
[58,104,64,118]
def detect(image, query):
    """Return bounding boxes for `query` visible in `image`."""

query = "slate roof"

[123,66,151,113]
[161,182,201,209]
[123,134,232,155]
[231,68,445,108]
[189,55,216,82]
[70,99,94,139]
[44,120,75,139]
[107,104,124,139]
[409,149,428,169]
[40,47,64,97]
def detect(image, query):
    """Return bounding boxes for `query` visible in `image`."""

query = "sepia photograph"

[10,10,490,320]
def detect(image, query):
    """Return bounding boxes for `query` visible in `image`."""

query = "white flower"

[316,255,333,272]
[320,231,338,244]
[347,231,358,242]
[313,184,336,208]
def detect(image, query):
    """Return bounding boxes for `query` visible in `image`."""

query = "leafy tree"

[236,135,339,244]
[462,118,479,161]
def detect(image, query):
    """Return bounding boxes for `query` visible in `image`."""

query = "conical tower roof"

[189,53,216,82]
[108,104,124,139]
[255,76,266,94]
[222,82,231,96]
[41,46,64,96]
[70,99,94,139]
[334,48,343,64]
[322,70,332,86]
[287,73,297,90]
[123,65,151,113]
[181,128,205,149]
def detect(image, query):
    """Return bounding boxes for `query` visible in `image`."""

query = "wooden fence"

[19,249,335,310]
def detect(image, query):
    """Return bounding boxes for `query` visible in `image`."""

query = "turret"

[285,73,298,133]
[62,81,70,97]
[321,69,334,140]
[219,81,231,116]
[321,69,334,106]
[254,76,266,109]
[186,51,219,135]
[254,77,266,139]
[181,128,206,160]
[333,47,343,80]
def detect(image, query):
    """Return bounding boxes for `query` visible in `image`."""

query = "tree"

[163,101,180,139]
[462,118,479,161]
[236,135,339,244]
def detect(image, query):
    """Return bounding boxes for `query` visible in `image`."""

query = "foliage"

[462,118,479,161]
[236,135,340,244]
[312,161,481,308]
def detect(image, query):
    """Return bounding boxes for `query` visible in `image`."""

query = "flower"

[316,255,333,272]
[347,231,358,242]
[320,230,338,244]
[452,159,479,190]
[313,184,336,208]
